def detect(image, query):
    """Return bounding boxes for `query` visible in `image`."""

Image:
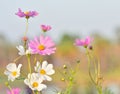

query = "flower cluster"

[3,8,105,94]
[4,8,56,94]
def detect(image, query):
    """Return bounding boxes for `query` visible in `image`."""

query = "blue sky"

[0,0,120,42]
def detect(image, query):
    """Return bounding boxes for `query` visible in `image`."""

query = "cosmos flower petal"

[74,36,93,47]
[6,63,17,72]
[46,69,55,75]
[17,64,22,72]
[29,35,56,55]
[16,45,25,55]
[45,64,53,71]
[4,70,10,75]
[35,61,41,72]
[44,75,52,81]
[7,88,21,94]
[42,61,48,69]
[37,84,47,91]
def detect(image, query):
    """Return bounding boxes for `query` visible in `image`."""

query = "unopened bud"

[5,82,9,87]
[63,71,67,74]
[69,77,73,81]
[89,46,93,50]
[22,36,28,41]
[61,78,65,81]
[63,65,67,69]
[77,60,80,63]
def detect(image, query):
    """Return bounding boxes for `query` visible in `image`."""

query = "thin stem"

[13,56,22,63]
[8,85,14,94]
[86,49,103,94]
[24,19,29,36]
[97,86,102,94]
[27,55,32,74]
[34,55,37,65]
[90,53,98,84]
[86,49,96,86]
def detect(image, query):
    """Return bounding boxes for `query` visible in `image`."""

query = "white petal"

[4,70,10,75]
[37,84,47,91]
[16,45,25,55]
[6,63,16,72]
[42,61,48,69]
[46,69,55,75]
[35,61,41,72]
[24,79,29,86]
[45,64,53,71]
[8,75,15,81]
[17,64,22,71]
[44,75,52,81]
[29,73,38,81]
[18,64,22,68]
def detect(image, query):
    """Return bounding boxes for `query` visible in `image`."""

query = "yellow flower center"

[24,11,29,15]
[32,82,38,88]
[40,69,46,75]
[38,45,45,50]
[12,71,17,76]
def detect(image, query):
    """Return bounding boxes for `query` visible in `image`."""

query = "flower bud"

[61,78,65,81]
[5,82,9,87]
[69,77,73,81]
[22,36,28,41]
[63,65,67,69]
[63,71,67,74]
[89,45,93,50]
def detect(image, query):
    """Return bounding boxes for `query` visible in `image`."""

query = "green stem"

[86,49,96,86]
[24,19,29,36]
[13,56,22,63]
[34,91,40,94]
[97,86,102,94]
[27,55,32,74]
[8,85,14,94]
[86,49,103,94]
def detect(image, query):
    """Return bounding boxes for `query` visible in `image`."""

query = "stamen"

[40,69,46,75]
[32,82,38,88]
[38,45,45,50]
[12,71,17,76]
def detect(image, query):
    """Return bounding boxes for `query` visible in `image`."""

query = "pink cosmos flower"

[15,8,38,19]
[74,36,93,48]
[7,88,21,94]
[28,35,56,55]
[41,25,52,32]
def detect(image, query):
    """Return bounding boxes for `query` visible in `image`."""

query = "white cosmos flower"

[4,63,22,81]
[16,45,32,55]
[24,73,47,91]
[35,61,55,81]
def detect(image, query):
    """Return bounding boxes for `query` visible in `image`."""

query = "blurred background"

[0,0,120,94]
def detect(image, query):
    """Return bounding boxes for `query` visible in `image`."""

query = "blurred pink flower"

[7,88,21,94]
[28,35,56,55]
[74,36,93,48]
[41,25,51,32]
[15,8,38,19]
